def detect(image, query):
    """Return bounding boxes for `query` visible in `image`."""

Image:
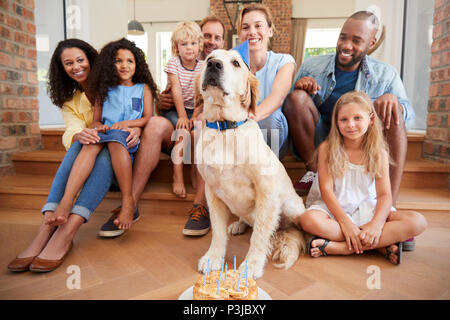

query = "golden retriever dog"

[195,49,306,279]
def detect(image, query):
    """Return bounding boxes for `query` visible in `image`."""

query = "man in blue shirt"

[283,11,414,208]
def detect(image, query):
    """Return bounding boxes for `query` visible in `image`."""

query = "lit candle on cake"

[224,263,228,280]
[216,272,222,295]
[245,260,248,287]
[236,272,241,292]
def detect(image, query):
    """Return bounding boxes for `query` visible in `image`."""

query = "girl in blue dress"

[50,38,158,231]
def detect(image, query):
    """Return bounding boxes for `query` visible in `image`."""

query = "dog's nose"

[207,59,223,71]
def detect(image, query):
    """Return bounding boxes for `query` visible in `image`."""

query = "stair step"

[0,174,448,213]
[11,149,448,188]
[0,174,195,215]
[396,188,450,211]
[41,128,66,151]
[40,129,427,159]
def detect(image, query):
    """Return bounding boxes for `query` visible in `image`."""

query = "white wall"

[66,0,128,50]
[292,0,356,18]
[130,0,209,23]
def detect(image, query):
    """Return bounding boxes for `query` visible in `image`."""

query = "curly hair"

[87,38,159,107]
[47,38,98,107]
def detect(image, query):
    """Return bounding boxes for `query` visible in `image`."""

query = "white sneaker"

[293,171,316,195]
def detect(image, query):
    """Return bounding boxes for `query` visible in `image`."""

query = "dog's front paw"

[228,220,248,235]
[198,253,223,274]
[238,256,265,279]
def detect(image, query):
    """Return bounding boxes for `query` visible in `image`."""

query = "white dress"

[305,162,380,227]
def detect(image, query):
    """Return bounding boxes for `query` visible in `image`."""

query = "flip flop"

[307,235,330,257]
[384,242,403,265]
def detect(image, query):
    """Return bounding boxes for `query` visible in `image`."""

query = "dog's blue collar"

[205,119,248,131]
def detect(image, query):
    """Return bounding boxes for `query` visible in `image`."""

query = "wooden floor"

[0,206,449,300]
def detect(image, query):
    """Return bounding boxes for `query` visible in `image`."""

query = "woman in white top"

[237,3,295,158]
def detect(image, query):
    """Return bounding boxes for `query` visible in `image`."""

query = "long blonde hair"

[326,91,388,178]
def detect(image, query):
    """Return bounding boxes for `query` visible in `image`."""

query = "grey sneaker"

[182,204,210,236]
[98,206,140,238]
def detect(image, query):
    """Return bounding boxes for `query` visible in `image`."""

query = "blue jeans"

[160,108,194,130]
[290,115,331,161]
[257,108,289,158]
[41,141,114,222]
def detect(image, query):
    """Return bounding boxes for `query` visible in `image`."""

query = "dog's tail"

[271,226,306,270]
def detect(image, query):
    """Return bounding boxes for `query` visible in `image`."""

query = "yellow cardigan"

[61,90,93,151]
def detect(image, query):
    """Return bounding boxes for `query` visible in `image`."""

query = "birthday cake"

[193,270,258,300]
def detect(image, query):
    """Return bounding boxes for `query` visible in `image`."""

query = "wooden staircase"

[0,129,449,215]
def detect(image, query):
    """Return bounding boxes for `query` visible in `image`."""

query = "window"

[303,28,340,60]
[127,33,149,62]
[35,0,65,126]
[156,32,172,90]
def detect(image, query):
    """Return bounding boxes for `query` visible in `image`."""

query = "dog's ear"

[240,72,260,115]
[194,74,203,109]
[248,72,259,116]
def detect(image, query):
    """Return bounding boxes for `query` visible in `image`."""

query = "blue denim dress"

[98,83,145,154]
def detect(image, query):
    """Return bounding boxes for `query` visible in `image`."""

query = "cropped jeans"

[41,141,114,222]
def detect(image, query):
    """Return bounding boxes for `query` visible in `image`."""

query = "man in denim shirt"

[284,11,414,208]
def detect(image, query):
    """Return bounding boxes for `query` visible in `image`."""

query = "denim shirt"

[291,54,415,124]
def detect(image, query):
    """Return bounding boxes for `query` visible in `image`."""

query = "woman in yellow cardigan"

[8,39,140,273]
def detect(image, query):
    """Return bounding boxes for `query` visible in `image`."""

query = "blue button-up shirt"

[291,54,415,124]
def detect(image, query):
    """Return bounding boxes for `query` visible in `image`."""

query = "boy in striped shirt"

[162,21,204,199]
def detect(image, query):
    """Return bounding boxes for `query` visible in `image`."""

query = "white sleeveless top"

[305,162,378,227]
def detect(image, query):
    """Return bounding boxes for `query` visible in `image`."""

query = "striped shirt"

[164,56,203,110]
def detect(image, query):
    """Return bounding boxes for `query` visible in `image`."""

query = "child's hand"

[94,124,110,133]
[189,117,198,128]
[176,116,192,131]
[359,220,384,248]
[339,220,363,254]
[111,121,129,130]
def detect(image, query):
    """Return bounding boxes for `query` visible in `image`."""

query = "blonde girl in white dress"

[299,91,427,265]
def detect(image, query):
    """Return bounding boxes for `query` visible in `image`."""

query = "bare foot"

[173,163,187,198]
[45,200,71,226]
[190,165,197,190]
[113,196,135,230]
[309,239,353,257]
[309,238,330,258]
[377,244,400,265]
[173,181,187,198]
